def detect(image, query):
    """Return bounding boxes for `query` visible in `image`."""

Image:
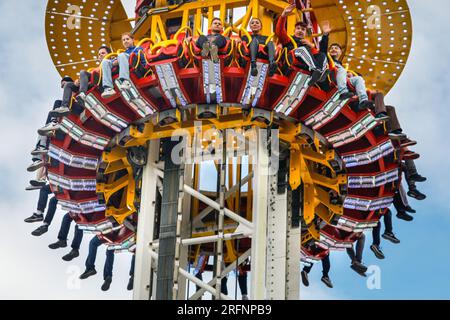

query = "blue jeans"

[346,233,365,263]
[372,209,394,246]
[85,236,115,280]
[130,254,135,277]
[336,64,368,102]
[37,184,57,226]
[102,53,131,89]
[57,213,83,250]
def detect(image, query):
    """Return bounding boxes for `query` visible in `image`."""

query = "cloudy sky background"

[0,0,449,300]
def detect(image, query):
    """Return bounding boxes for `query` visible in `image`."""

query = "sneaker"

[339,91,354,101]
[127,276,134,291]
[407,188,426,200]
[370,244,385,259]
[308,69,322,86]
[38,121,60,136]
[268,61,277,77]
[80,268,97,280]
[78,92,87,101]
[27,160,44,172]
[75,95,85,108]
[101,277,113,291]
[409,173,427,183]
[405,205,416,213]
[119,79,132,90]
[403,151,420,160]
[101,88,117,99]
[375,112,389,122]
[396,211,414,221]
[30,179,46,187]
[358,100,374,111]
[31,224,49,237]
[400,138,417,148]
[301,270,309,287]
[25,185,42,191]
[382,232,401,244]
[31,146,48,156]
[350,262,367,277]
[62,249,79,261]
[242,294,249,300]
[210,44,219,64]
[250,62,258,77]
[49,239,68,250]
[24,213,44,223]
[53,106,70,116]
[321,276,333,288]
[201,41,211,58]
[388,130,407,140]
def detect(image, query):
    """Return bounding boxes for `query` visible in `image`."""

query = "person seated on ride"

[276,3,329,85]
[102,32,145,99]
[58,46,112,111]
[236,17,277,77]
[194,17,228,63]
[328,43,374,110]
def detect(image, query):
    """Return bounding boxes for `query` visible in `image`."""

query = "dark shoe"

[400,138,417,148]
[101,277,113,291]
[382,232,401,244]
[127,276,134,291]
[370,244,385,260]
[405,205,416,213]
[409,173,427,183]
[350,264,367,277]
[31,224,48,237]
[388,130,407,140]
[62,249,79,261]
[26,185,43,191]
[80,268,97,280]
[250,62,258,77]
[24,213,44,223]
[339,91,354,101]
[268,61,277,77]
[396,211,414,221]
[358,100,374,111]
[321,276,333,288]
[301,270,309,287]
[407,188,426,200]
[308,69,322,86]
[49,239,68,249]
[30,179,46,187]
[375,112,389,122]
[210,44,219,64]
[403,150,420,160]
[27,160,44,172]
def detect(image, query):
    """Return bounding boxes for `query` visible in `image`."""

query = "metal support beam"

[133,140,160,300]
[156,139,184,300]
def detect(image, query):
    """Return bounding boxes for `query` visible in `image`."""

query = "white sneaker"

[119,79,132,90]
[78,92,87,101]
[101,88,117,99]
[27,160,45,172]
[31,146,48,156]
[54,106,70,116]
[38,121,60,136]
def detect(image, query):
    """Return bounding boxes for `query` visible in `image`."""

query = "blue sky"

[0,0,449,300]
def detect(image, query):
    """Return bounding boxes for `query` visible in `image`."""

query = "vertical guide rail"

[286,185,301,300]
[215,131,227,299]
[133,139,161,300]
[250,127,270,300]
[156,139,184,300]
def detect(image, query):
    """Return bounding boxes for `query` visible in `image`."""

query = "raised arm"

[276,4,296,46]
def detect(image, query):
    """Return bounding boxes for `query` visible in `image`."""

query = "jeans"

[85,236,115,280]
[303,254,331,277]
[196,34,227,50]
[38,185,57,226]
[102,53,131,89]
[238,272,248,296]
[130,254,136,277]
[62,82,80,108]
[57,213,84,250]
[372,209,394,246]
[79,70,92,94]
[336,65,368,102]
[394,185,410,211]
[346,233,365,263]
[248,37,275,63]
